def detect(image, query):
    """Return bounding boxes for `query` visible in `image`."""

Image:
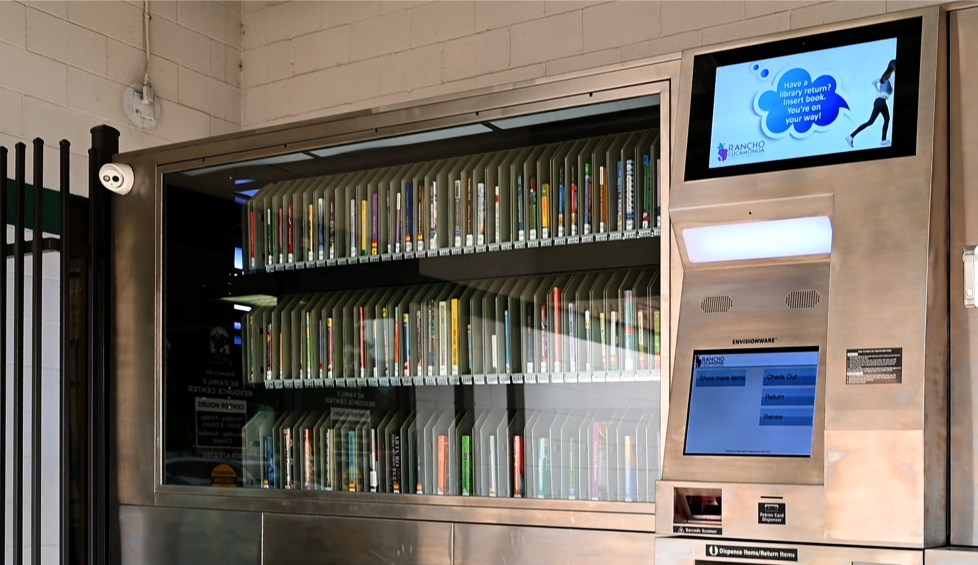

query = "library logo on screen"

[716,140,765,164]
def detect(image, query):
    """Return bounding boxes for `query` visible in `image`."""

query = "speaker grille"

[701,295,733,313]
[786,290,821,309]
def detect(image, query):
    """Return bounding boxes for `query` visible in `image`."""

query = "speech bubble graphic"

[756,68,849,137]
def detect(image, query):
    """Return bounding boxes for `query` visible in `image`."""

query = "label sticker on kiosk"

[685,347,819,457]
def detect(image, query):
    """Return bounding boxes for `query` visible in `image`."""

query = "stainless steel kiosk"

[658,6,947,563]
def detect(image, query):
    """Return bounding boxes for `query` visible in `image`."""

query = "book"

[317,197,326,261]
[394,191,402,254]
[454,178,463,248]
[349,199,356,257]
[283,427,294,489]
[437,434,449,495]
[584,309,592,371]
[369,428,378,492]
[429,180,438,250]
[307,203,315,262]
[541,182,550,239]
[266,207,274,266]
[526,309,534,374]
[583,163,592,235]
[642,154,651,229]
[304,428,315,490]
[324,428,333,491]
[553,287,561,372]
[306,311,313,379]
[402,312,411,377]
[624,290,635,371]
[278,206,285,263]
[477,181,486,245]
[439,301,449,376]
[616,160,623,231]
[625,159,635,231]
[382,307,390,377]
[528,176,537,240]
[249,208,257,269]
[369,194,378,256]
[624,435,636,502]
[287,203,294,263]
[348,429,357,492]
[537,437,550,499]
[328,198,335,260]
[417,181,426,251]
[504,308,512,373]
[539,304,548,373]
[359,305,367,377]
[427,301,437,377]
[512,435,524,498]
[491,333,498,374]
[263,435,275,488]
[391,431,402,493]
[327,316,334,378]
[393,306,401,377]
[517,172,525,241]
[461,434,472,496]
[570,165,578,236]
[488,434,498,497]
[465,177,474,246]
[599,165,607,233]
[467,323,473,375]
[557,167,565,238]
[405,182,414,252]
[493,185,501,244]
[451,298,460,375]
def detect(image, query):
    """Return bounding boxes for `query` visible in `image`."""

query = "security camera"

[99,163,134,195]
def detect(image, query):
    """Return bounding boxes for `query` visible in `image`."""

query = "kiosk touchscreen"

[659,7,947,560]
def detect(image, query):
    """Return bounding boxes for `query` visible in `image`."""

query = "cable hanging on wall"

[123,0,162,129]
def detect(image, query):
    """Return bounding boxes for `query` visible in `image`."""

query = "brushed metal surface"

[262,513,452,565]
[949,5,978,547]
[656,536,923,564]
[926,547,978,564]
[664,5,947,549]
[117,505,261,564]
[455,523,654,565]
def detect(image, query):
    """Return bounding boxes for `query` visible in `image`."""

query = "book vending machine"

[657,6,952,564]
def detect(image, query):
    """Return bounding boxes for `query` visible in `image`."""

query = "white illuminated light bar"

[683,216,833,263]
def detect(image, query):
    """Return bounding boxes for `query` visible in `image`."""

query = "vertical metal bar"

[59,139,69,565]
[0,145,7,564]
[14,141,26,565]
[31,137,43,565]
[87,145,101,565]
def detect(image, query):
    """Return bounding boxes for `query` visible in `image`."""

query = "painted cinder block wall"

[240,0,942,130]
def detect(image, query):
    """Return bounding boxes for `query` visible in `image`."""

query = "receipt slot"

[658,6,947,559]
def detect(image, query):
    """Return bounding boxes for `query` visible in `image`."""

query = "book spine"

[465,177,474,246]
[539,303,548,373]
[308,203,315,262]
[306,311,313,379]
[504,308,511,373]
[263,436,275,488]
[477,182,486,245]
[528,177,537,240]
[416,181,425,251]
[394,306,401,377]
[624,435,636,502]
[304,428,315,490]
[642,154,651,229]
[491,333,498,373]
[391,431,402,493]
[655,158,662,228]
[537,437,550,499]
[610,310,618,371]
[488,434,498,497]
[405,182,414,252]
[599,311,607,371]
[403,312,411,377]
[429,180,438,249]
[451,298,460,375]
[317,197,326,261]
[517,172,525,241]
[617,160,624,231]
[427,302,437,376]
[570,166,578,236]
[461,435,472,496]
[437,435,449,495]
[278,206,285,263]
[638,308,647,371]
[419,308,427,377]
[439,301,449,376]
[359,306,367,377]
[283,427,294,490]
[348,429,357,492]
[525,309,534,374]
[454,179,463,247]
[494,185,501,244]
[467,323,473,375]
[266,322,273,380]
[349,199,356,257]
[416,430,425,494]
[287,203,294,263]
[369,428,378,493]
[583,163,592,235]
[624,290,635,371]
[328,198,335,260]
[513,435,524,498]
[584,309,592,371]
[553,287,561,372]
[319,316,325,378]
[395,191,402,254]
[370,194,379,256]
[266,207,274,266]
[249,209,256,269]
[382,307,390,377]
[626,159,635,231]
[541,182,550,239]
[327,316,334,378]
[557,166,565,238]
[599,165,607,233]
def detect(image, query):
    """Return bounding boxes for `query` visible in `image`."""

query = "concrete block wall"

[0,1,241,196]
[241,0,943,130]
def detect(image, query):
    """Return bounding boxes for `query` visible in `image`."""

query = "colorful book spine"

[599,165,607,233]
[417,181,425,251]
[328,198,335,259]
[553,287,561,372]
[429,180,438,249]
[382,307,390,377]
[454,179,463,247]
[266,207,274,266]
[278,206,285,263]
[489,434,498,497]
[617,160,624,231]
[307,203,315,262]
[287,203,294,263]
[557,167,566,238]
[494,185,501,244]
[283,427,294,489]
[625,159,636,231]
[266,322,272,379]
[439,301,449,376]
[642,155,652,229]
[513,435,524,498]
[249,209,256,269]
[427,301,437,376]
[349,199,357,257]
[403,312,411,377]
[395,191,402,253]
[568,302,577,372]
[541,182,550,239]
[317,197,326,261]
[405,182,414,252]
[418,309,426,377]
[583,163,592,235]
[624,290,635,371]
[570,166,578,236]
[461,435,472,496]
[304,428,315,490]
[437,434,449,495]
[391,431,402,493]
[306,311,313,378]
[264,436,275,488]
[477,181,486,245]
[370,193,379,256]
[394,306,401,377]
[327,317,334,378]
[528,177,538,240]
[624,435,636,502]
[465,177,474,246]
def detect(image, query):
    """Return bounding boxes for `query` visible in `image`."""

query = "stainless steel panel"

[262,513,451,565]
[118,505,261,564]
[926,547,978,564]
[455,523,654,565]
[656,536,923,564]
[949,5,978,548]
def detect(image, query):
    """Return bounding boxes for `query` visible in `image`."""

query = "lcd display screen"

[684,17,921,180]
[684,347,819,457]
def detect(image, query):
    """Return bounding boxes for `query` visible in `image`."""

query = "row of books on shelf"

[242,407,658,502]
[242,269,661,383]
[242,130,661,272]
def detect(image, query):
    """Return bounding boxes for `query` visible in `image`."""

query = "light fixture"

[682,216,832,263]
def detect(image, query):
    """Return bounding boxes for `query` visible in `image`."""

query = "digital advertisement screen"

[684,17,921,180]
[684,347,819,457]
